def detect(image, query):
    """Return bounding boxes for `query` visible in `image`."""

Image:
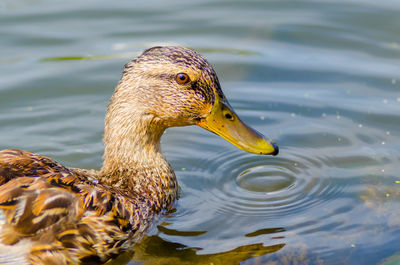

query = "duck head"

[109,46,278,156]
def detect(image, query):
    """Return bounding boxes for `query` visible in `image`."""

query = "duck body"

[0,46,278,264]
[0,148,177,264]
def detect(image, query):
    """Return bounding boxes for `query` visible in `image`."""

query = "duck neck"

[99,104,178,210]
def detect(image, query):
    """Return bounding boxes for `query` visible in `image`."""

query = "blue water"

[0,0,399,264]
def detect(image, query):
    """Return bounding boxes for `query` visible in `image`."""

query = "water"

[0,0,399,264]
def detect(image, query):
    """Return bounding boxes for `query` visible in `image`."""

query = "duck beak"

[197,98,279,156]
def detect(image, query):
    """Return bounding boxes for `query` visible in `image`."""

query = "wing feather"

[0,149,149,264]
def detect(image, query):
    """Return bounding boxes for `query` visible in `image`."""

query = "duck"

[0,46,278,265]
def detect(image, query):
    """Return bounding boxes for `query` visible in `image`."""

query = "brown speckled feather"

[0,149,171,264]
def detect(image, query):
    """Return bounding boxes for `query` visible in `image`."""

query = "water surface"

[0,0,399,264]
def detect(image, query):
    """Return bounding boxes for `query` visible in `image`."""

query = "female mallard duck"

[0,46,278,264]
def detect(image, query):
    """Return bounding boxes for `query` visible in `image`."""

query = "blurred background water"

[0,0,400,264]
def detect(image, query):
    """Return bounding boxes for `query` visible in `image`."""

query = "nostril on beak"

[224,113,233,120]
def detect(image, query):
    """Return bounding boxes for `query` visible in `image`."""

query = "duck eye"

[176,73,190,84]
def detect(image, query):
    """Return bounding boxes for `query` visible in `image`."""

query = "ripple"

[236,165,295,193]
[194,148,342,218]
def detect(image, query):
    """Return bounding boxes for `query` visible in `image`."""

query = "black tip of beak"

[271,142,279,156]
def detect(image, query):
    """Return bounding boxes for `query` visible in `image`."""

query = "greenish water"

[1,0,400,264]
